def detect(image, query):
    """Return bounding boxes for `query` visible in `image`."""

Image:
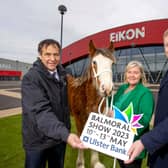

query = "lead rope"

[98,97,105,114]
[109,94,116,168]
[98,94,113,115]
[98,94,116,168]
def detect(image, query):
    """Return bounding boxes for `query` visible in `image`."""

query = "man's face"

[164,35,168,58]
[39,44,60,71]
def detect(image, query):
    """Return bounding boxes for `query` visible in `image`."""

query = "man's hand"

[124,140,145,164]
[67,133,87,149]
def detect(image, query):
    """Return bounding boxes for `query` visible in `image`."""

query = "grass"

[0,115,147,168]
[0,115,24,168]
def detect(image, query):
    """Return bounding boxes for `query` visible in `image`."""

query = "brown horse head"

[88,40,116,97]
[89,40,115,62]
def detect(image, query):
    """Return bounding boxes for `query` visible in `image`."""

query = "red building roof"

[62,19,168,64]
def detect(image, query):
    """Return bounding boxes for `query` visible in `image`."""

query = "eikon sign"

[110,26,145,42]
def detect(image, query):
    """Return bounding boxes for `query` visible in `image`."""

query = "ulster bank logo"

[83,136,89,142]
[113,102,143,135]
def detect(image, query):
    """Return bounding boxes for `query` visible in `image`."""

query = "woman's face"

[126,66,141,86]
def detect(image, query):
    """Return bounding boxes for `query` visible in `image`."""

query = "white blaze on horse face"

[92,54,113,96]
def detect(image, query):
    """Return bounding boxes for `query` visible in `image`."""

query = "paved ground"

[0,81,159,119]
[0,81,21,118]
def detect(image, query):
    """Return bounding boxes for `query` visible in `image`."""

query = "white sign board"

[80,112,134,161]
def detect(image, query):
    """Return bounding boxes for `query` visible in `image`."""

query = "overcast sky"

[0,0,168,64]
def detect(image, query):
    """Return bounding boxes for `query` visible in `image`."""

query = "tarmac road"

[0,81,21,118]
[0,81,159,119]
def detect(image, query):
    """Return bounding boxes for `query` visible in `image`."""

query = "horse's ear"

[89,40,96,56]
[108,41,115,53]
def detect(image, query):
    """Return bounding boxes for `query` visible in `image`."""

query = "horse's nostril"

[106,91,111,96]
[102,84,105,91]
[105,88,112,96]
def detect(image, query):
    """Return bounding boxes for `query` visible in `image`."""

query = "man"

[125,29,168,168]
[22,39,85,168]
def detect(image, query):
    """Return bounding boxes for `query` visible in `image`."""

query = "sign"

[80,103,143,161]
[110,26,145,42]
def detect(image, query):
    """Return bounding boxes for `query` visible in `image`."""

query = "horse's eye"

[92,61,97,65]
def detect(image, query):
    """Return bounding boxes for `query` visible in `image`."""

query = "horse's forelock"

[94,48,115,62]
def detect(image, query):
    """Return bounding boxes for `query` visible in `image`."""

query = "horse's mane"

[68,58,92,88]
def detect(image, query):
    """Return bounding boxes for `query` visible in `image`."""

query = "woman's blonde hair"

[124,60,147,85]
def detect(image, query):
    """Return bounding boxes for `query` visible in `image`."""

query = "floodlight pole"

[58,4,67,62]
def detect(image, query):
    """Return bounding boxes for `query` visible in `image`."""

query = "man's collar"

[48,69,57,75]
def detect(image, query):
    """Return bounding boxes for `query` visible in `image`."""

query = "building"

[0,19,167,83]
[0,58,32,80]
[62,19,168,84]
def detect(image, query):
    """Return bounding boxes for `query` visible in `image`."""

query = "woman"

[125,29,168,168]
[109,60,154,168]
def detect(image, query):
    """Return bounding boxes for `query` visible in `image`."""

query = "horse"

[67,40,116,168]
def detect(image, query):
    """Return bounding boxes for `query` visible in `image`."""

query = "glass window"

[64,45,166,84]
